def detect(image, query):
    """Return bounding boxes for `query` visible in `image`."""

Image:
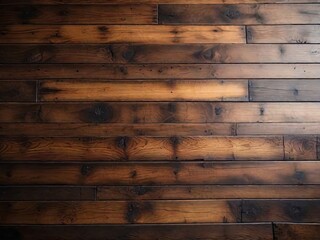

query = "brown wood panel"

[0,200,241,224]
[0,25,245,44]
[1,161,319,185]
[284,136,317,160]
[242,200,320,223]
[247,25,320,44]
[249,80,320,102]
[159,4,320,24]
[2,44,320,64]
[97,185,320,200]
[0,5,157,24]
[1,64,320,79]
[0,224,274,240]
[237,123,320,135]
[0,81,36,102]
[39,80,249,102]
[274,223,320,240]
[3,103,320,123]
[0,136,284,161]
[0,123,236,136]
[0,0,317,4]
[0,187,96,201]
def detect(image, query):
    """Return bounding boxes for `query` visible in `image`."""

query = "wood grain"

[237,123,320,135]
[0,200,241,224]
[97,185,320,200]
[0,136,284,161]
[0,25,245,44]
[242,200,320,223]
[1,64,319,79]
[0,187,96,201]
[284,136,317,160]
[159,4,320,24]
[0,5,157,24]
[2,44,319,64]
[247,25,320,44]
[274,224,320,240]
[0,224,274,240]
[39,80,248,102]
[0,81,36,102]
[3,103,320,123]
[0,123,236,136]
[1,161,319,185]
[249,80,320,101]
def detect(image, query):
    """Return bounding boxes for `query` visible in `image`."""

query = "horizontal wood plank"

[0,187,95,201]
[0,81,36,102]
[0,25,245,44]
[242,200,320,223]
[2,44,320,64]
[237,123,320,135]
[249,80,320,101]
[0,200,241,224]
[0,136,284,161]
[39,80,248,102]
[159,4,320,24]
[1,64,319,79]
[274,223,320,240]
[247,25,320,44]
[1,161,319,185]
[97,185,320,200]
[0,224,274,240]
[2,103,320,123]
[0,123,236,136]
[0,5,157,24]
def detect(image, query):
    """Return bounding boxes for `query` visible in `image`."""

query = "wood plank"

[159,4,320,24]
[0,123,236,136]
[1,64,319,79]
[274,223,320,240]
[39,80,249,102]
[0,187,95,201]
[237,123,320,135]
[0,224,274,240]
[0,5,157,24]
[2,44,320,64]
[0,25,245,44]
[0,136,284,161]
[97,185,320,200]
[247,25,320,44]
[0,81,36,102]
[249,80,320,101]
[242,200,320,222]
[0,0,317,4]
[1,161,319,185]
[0,200,241,224]
[3,103,320,123]
[284,136,317,160]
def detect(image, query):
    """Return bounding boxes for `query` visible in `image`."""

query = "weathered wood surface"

[0,81,36,102]
[274,224,320,240]
[2,44,319,63]
[0,25,245,44]
[0,224,274,240]
[1,162,319,185]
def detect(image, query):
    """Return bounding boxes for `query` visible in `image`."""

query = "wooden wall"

[0,0,320,239]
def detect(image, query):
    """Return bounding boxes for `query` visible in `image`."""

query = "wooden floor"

[0,0,320,239]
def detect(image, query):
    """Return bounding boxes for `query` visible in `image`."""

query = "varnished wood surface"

[1,1,319,239]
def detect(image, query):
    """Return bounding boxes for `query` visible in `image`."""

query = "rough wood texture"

[0,81,36,102]
[1,44,319,64]
[159,4,320,24]
[39,80,249,102]
[1,162,319,185]
[0,136,284,161]
[0,25,245,44]
[274,224,320,240]
[0,224,274,240]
